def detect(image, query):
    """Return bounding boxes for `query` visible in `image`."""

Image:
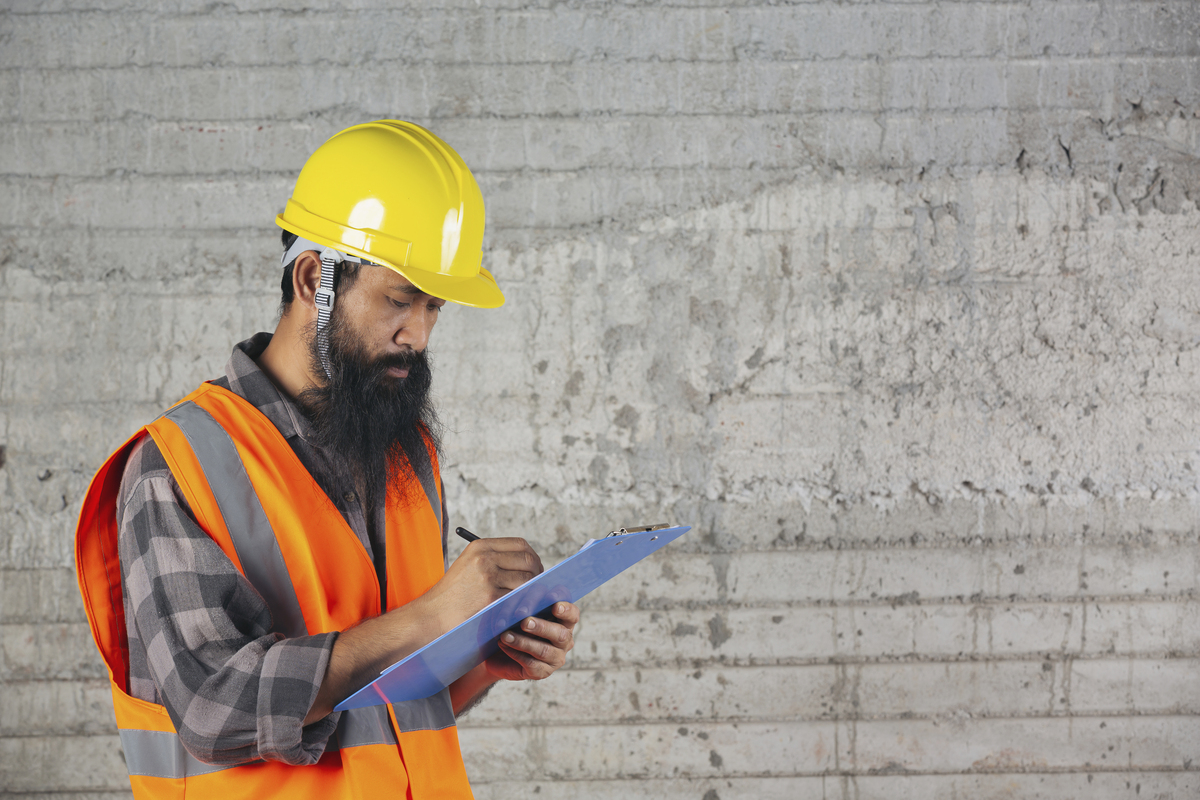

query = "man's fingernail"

[525,619,536,631]
[556,604,564,614]
[503,633,515,643]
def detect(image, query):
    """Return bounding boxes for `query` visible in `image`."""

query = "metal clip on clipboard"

[606,523,670,538]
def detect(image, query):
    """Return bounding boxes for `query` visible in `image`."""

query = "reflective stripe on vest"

[161,401,308,638]
[119,701,431,779]
[120,729,229,779]
[406,439,443,545]
[113,400,456,779]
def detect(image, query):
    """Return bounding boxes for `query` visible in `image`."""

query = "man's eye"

[391,298,410,309]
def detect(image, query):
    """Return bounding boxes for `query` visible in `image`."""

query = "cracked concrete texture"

[438,170,1200,524]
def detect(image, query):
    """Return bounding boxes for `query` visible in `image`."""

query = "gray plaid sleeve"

[117,436,340,766]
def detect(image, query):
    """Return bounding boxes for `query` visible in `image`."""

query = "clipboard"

[334,524,692,710]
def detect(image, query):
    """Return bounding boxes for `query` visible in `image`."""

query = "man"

[75,120,578,798]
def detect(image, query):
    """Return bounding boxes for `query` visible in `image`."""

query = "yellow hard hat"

[276,120,503,308]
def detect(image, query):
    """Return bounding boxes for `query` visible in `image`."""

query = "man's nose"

[396,307,435,351]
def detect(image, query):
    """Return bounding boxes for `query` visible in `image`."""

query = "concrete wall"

[2,1,1199,797]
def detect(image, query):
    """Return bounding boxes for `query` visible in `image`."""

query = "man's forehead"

[390,280,420,293]
[359,263,441,299]
[385,274,441,300]
[360,264,417,293]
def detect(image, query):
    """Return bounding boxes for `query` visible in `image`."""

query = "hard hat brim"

[276,215,505,308]
[398,264,506,309]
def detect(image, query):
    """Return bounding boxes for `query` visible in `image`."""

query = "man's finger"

[474,536,538,551]
[503,631,555,663]
[501,631,565,668]
[472,545,544,576]
[498,639,556,679]
[550,602,580,627]
[498,637,539,667]
[492,567,541,591]
[520,616,574,647]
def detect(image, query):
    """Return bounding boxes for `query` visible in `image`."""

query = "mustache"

[372,350,426,373]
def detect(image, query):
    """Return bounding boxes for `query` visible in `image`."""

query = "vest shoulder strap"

[149,392,310,638]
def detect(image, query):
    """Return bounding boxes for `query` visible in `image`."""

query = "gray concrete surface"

[2,1,1199,797]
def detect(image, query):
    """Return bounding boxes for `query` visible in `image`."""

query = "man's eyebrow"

[390,283,420,294]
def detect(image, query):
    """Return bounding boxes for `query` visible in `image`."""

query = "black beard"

[297,310,442,511]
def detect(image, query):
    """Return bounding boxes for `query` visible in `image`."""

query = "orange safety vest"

[75,382,473,799]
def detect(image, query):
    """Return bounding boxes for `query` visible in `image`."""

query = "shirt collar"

[222,333,314,442]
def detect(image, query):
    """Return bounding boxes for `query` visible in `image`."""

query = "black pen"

[456,526,480,543]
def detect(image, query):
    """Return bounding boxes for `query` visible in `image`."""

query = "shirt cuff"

[255,631,340,765]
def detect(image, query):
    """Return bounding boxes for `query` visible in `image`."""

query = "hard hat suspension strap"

[314,251,339,380]
[280,233,380,382]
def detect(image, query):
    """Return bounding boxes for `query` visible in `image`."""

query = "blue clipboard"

[335,524,692,710]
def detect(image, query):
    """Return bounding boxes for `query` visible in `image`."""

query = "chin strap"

[282,235,376,381]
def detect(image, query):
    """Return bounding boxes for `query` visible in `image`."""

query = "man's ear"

[291,251,323,312]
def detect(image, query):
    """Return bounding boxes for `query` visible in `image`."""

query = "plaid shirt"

[116,333,446,766]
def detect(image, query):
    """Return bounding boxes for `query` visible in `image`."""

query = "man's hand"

[429,537,545,628]
[309,536,575,722]
[485,601,579,682]
[435,542,578,683]
[448,601,580,715]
